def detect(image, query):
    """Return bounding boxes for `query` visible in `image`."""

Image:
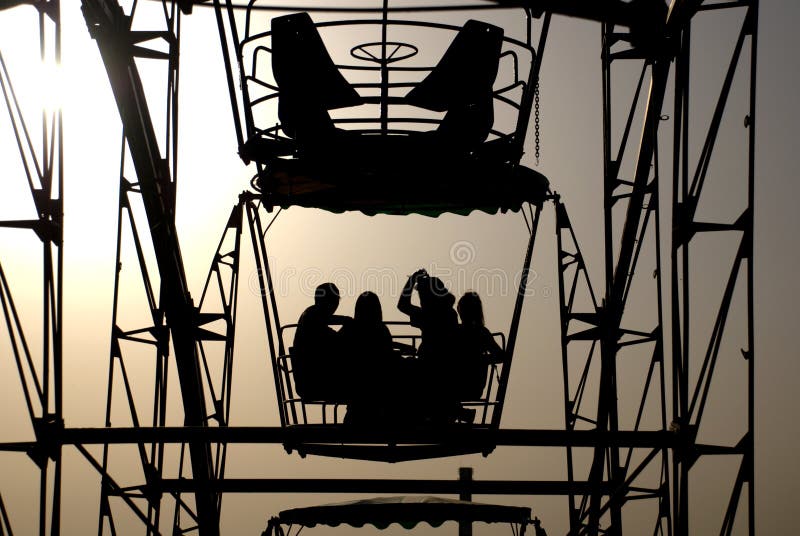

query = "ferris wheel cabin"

[211,0,551,461]
[225,1,549,216]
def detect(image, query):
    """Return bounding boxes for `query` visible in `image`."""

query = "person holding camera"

[397,269,459,422]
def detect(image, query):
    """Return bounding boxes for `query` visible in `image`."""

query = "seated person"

[455,291,504,401]
[340,291,397,423]
[340,291,394,387]
[292,282,351,400]
[398,269,459,359]
[397,269,460,423]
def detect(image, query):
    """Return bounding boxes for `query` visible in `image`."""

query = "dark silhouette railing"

[276,322,507,428]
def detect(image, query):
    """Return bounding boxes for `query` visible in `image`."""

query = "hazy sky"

[0,1,797,534]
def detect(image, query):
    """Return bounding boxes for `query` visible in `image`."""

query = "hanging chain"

[534,81,541,166]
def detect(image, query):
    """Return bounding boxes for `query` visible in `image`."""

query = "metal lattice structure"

[0,1,64,534]
[0,1,756,535]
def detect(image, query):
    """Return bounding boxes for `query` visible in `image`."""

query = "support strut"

[81,1,219,534]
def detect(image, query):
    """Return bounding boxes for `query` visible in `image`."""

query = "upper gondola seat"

[240,12,549,216]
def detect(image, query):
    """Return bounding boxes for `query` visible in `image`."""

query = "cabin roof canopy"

[272,496,533,530]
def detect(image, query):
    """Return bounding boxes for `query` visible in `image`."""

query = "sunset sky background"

[0,0,797,534]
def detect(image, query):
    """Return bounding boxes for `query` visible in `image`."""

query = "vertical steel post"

[745,3,758,534]
[458,467,473,536]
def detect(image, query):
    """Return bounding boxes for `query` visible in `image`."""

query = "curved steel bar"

[350,41,419,64]
[213,2,524,14]
[241,19,535,56]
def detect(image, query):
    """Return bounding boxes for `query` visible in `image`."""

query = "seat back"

[406,19,504,112]
[406,19,503,148]
[271,12,363,138]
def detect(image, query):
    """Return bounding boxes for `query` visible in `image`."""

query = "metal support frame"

[0,1,63,534]
[556,183,669,536]
[552,1,757,534]
[670,3,757,535]
[590,19,671,536]
[79,0,220,533]
[98,147,244,535]
[98,173,243,534]
[0,1,757,535]
[98,174,174,534]
[172,200,243,532]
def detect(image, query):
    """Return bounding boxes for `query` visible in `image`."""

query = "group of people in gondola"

[291,269,504,425]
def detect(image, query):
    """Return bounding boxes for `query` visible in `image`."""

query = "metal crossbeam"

[142,478,613,496]
[51,427,678,448]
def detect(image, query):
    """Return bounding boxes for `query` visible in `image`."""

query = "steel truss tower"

[0,1,64,534]
[0,1,756,535]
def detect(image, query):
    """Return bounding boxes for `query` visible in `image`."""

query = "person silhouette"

[397,269,459,422]
[347,291,392,350]
[340,291,396,423]
[340,291,394,384]
[398,269,458,359]
[292,282,350,400]
[455,291,504,401]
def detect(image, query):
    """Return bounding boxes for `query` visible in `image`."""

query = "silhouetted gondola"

[227,3,549,216]
[212,0,550,461]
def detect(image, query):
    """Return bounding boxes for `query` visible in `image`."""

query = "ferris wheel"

[0,1,757,535]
